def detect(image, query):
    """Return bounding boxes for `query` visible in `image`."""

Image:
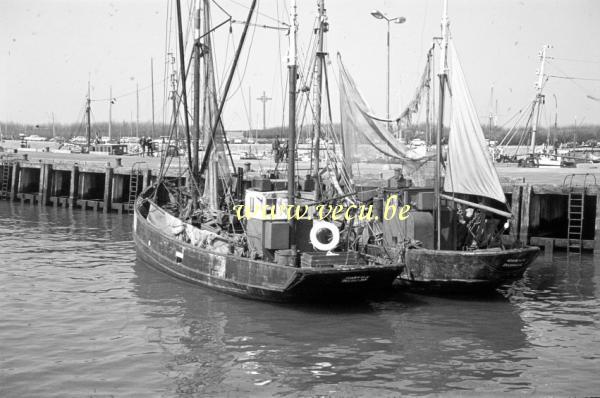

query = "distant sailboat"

[497,46,574,168]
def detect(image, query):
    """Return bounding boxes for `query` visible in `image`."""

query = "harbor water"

[1,201,599,396]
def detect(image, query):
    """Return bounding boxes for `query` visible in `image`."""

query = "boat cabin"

[89,143,128,156]
[242,178,318,263]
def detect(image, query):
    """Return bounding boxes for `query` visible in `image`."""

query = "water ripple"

[1,202,599,396]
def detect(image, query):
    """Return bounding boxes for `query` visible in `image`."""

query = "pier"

[0,150,167,215]
[2,148,600,254]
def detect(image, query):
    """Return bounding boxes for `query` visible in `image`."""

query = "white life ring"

[309,221,340,252]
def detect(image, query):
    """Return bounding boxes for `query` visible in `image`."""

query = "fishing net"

[337,53,434,179]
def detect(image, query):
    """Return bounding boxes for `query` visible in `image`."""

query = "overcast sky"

[2,0,600,131]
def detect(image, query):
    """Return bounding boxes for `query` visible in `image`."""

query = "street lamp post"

[371,10,406,136]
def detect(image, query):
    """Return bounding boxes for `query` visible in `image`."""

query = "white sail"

[443,40,506,205]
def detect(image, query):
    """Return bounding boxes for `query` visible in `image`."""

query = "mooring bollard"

[22,154,28,161]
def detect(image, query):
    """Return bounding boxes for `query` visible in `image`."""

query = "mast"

[530,45,550,154]
[136,82,140,138]
[192,0,201,189]
[425,48,432,145]
[288,0,298,252]
[108,87,112,141]
[151,58,155,138]
[175,0,194,179]
[86,79,91,148]
[248,86,252,139]
[552,93,558,148]
[170,69,179,144]
[488,85,494,137]
[198,0,257,178]
[435,0,449,250]
[313,0,327,200]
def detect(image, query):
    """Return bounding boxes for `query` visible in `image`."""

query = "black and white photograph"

[1,0,600,396]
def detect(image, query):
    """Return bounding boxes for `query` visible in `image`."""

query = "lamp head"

[371,10,384,19]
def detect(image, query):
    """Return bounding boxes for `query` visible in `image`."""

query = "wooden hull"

[133,201,402,302]
[398,246,540,292]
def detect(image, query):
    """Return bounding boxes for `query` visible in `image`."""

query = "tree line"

[2,120,600,145]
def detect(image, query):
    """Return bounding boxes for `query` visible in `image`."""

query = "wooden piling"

[594,193,600,255]
[103,167,113,213]
[510,184,523,243]
[10,162,20,201]
[39,163,52,206]
[519,184,532,244]
[69,165,79,207]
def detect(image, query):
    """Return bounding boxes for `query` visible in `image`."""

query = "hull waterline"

[133,200,402,302]
[397,246,540,293]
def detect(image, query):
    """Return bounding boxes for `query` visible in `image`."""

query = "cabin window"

[265,198,277,214]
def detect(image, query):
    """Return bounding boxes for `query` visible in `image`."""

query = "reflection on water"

[1,201,599,396]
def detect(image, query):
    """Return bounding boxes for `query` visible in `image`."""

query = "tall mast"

[192,0,201,188]
[435,0,449,250]
[530,45,550,154]
[151,58,155,138]
[86,79,91,148]
[248,86,252,139]
[175,0,194,179]
[288,0,298,253]
[313,0,327,200]
[198,0,257,178]
[108,86,112,141]
[136,82,140,138]
[170,67,179,143]
[488,85,494,137]
[425,49,431,145]
[552,93,558,147]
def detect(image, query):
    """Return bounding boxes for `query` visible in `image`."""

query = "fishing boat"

[133,0,402,302]
[495,45,578,169]
[336,0,539,292]
[400,1,539,291]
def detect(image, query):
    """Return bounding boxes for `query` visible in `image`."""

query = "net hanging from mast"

[337,53,433,177]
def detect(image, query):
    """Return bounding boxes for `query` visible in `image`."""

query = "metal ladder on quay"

[128,162,145,214]
[0,161,11,199]
[563,173,597,253]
